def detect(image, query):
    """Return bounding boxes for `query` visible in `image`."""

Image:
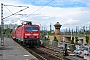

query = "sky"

[0,0,90,31]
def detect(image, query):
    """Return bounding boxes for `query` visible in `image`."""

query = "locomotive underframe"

[24,38,40,44]
[16,37,41,45]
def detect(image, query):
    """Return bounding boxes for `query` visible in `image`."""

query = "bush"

[44,37,50,40]
[75,37,79,44]
[70,37,74,44]
[85,35,89,43]
[53,36,58,42]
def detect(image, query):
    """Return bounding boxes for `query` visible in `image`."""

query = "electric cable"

[32,0,36,4]
[3,4,29,19]
[2,0,54,22]
[4,5,28,7]
[25,0,54,18]
[4,5,13,14]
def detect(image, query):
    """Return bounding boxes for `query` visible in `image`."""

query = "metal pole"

[71,28,72,40]
[1,3,4,46]
[50,23,51,33]
[89,25,90,31]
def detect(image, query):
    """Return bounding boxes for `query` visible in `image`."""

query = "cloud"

[24,0,90,7]
[0,0,90,31]
[63,19,80,25]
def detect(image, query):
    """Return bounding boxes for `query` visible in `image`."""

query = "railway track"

[13,39,69,60]
[24,46,70,60]
[29,46,62,60]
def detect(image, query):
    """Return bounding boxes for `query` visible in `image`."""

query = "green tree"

[85,35,89,43]
[5,28,12,37]
[70,37,74,44]
[75,37,79,44]
[44,36,50,40]
[48,31,51,35]
[53,36,58,42]
[0,27,1,36]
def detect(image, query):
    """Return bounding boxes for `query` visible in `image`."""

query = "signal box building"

[54,22,62,35]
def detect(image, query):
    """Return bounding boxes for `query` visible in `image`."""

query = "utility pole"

[0,3,29,46]
[76,26,77,35]
[50,23,51,34]
[72,28,73,35]
[1,3,4,46]
[89,25,90,31]
[71,28,72,40]
[69,28,70,35]
[66,28,67,35]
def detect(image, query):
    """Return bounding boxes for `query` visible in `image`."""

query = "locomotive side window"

[26,26,38,31]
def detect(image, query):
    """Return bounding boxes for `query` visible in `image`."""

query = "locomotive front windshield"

[26,26,38,31]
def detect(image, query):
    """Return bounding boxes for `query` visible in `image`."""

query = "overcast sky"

[0,0,90,31]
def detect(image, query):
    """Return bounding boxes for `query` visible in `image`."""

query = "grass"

[32,52,36,56]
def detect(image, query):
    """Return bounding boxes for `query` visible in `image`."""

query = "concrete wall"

[49,35,89,45]
[49,35,63,42]
[55,35,63,42]
[49,35,70,42]
[64,37,71,42]
[49,36,54,40]
[88,36,90,44]
[83,37,87,44]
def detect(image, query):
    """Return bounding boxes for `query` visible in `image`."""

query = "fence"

[41,40,75,53]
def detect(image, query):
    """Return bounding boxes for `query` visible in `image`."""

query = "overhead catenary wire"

[2,0,54,20]
[6,0,37,14]
[4,5,13,14]
[3,6,27,24]
[4,4,27,21]
[13,0,54,22]
[25,0,54,18]
[4,5,28,7]
[2,4,29,22]
[32,0,36,4]
[3,4,29,19]
[4,5,26,16]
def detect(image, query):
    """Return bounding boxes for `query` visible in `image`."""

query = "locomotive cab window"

[26,26,38,31]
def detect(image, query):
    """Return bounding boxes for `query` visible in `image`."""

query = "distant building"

[0,24,18,29]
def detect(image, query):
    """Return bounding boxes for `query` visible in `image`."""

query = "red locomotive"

[12,21,41,46]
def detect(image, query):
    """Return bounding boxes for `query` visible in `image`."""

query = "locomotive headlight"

[25,36,27,38]
[33,34,39,36]
[35,36,38,38]
[25,34,31,38]
[37,36,38,38]
[25,34,31,36]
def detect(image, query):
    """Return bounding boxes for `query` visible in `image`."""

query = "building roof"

[54,22,62,26]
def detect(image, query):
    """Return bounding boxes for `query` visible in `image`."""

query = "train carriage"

[12,21,41,46]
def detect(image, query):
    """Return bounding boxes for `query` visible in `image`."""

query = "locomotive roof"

[16,24,39,28]
[17,25,22,28]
